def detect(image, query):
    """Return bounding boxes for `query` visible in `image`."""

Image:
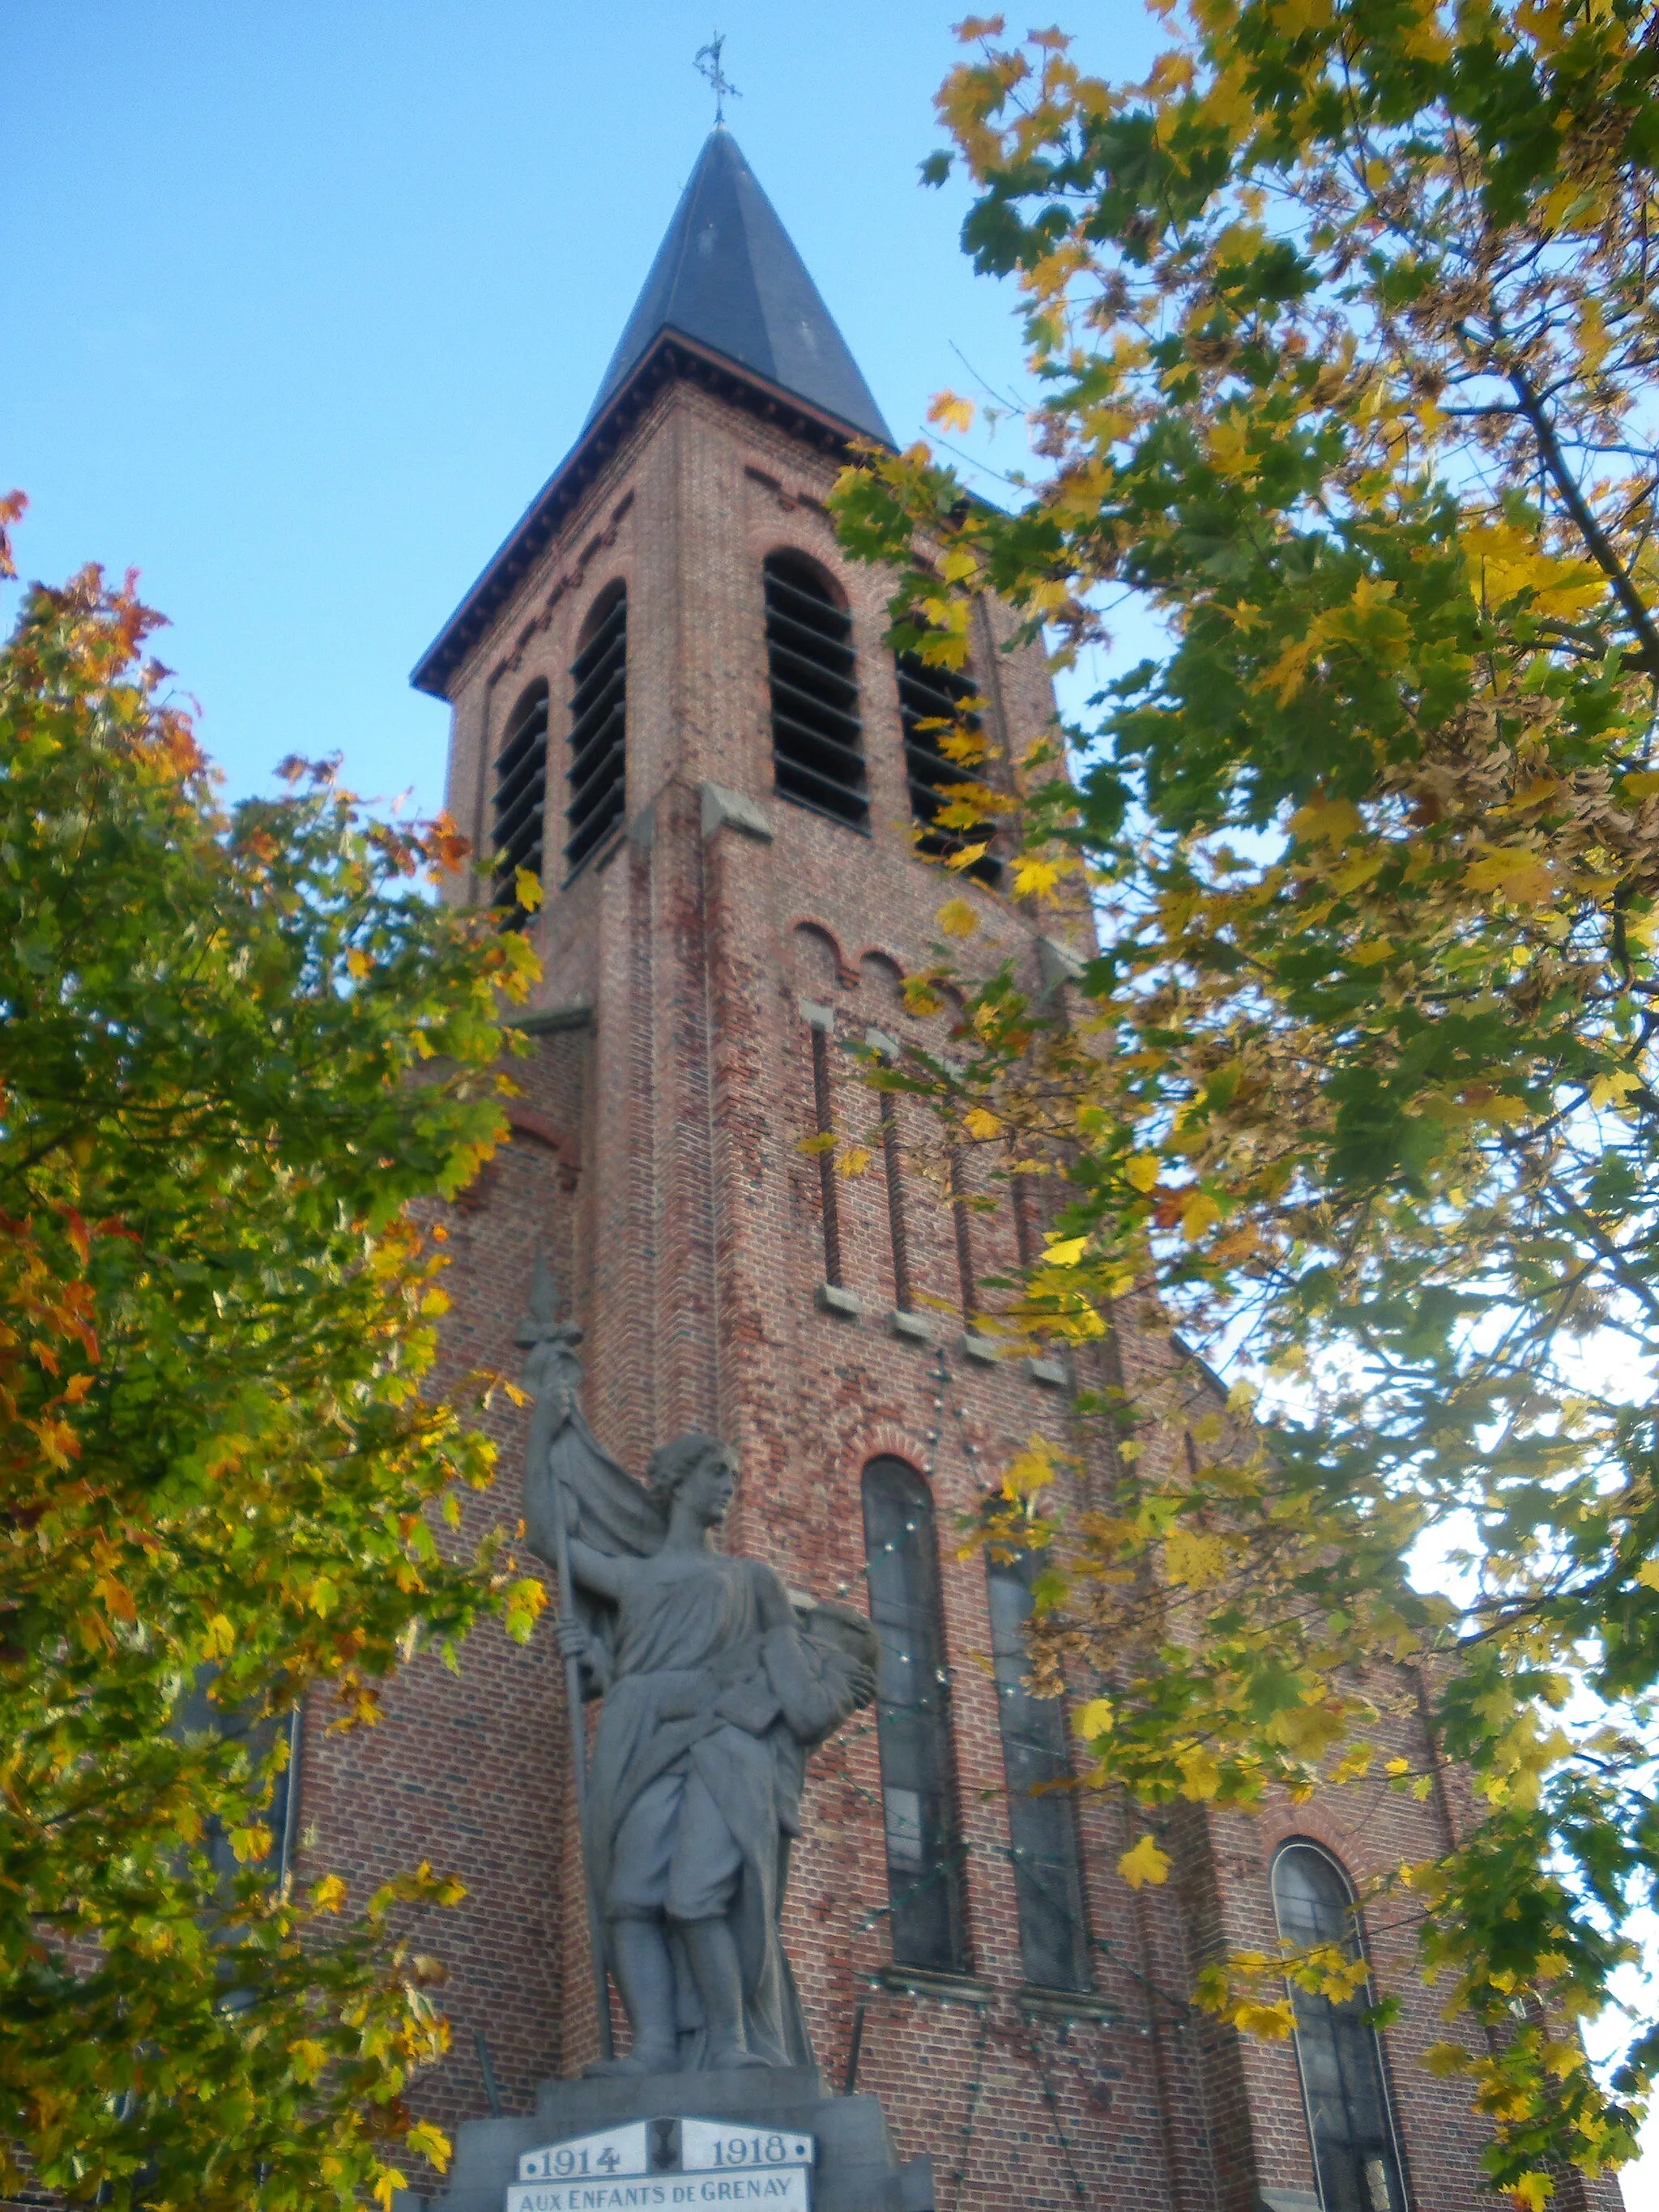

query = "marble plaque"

[506,2178,808,2212]
[518,2124,651,2184]
[679,2123,815,2173]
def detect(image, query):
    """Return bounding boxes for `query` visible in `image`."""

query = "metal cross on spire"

[693,33,740,126]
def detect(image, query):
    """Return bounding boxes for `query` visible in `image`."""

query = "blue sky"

[3,2,1156,816]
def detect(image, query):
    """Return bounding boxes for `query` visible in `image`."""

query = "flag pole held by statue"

[515,1254,615,2063]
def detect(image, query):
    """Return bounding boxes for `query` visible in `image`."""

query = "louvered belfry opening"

[896,650,1001,885]
[565,585,628,875]
[491,678,550,918]
[763,553,868,831]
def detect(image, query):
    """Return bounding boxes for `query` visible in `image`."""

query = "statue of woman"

[527,1396,875,2077]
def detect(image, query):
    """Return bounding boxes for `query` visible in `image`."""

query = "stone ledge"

[959,1331,1001,1365]
[797,996,834,1032]
[507,1001,593,1034]
[876,1964,994,2008]
[815,1282,863,1320]
[1026,1355,1068,1388]
[701,781,774,842]
[889,1310,934,1345]
[1017,1984,1117,2022]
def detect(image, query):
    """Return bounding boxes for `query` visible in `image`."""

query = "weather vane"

[694,33,740,126]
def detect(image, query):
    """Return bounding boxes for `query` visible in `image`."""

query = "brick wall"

[298,373,1614,2212]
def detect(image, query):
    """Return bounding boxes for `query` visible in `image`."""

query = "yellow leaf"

[1176,1741,1221,1800]
[1043,1234,1086,1267]
[938,898,978,938]
[346,948,371,980]
[928,390,975,437]
[1207,414,1254,477]
[1590,1068,1641,1110]
[514,867,544,914]
[1180,1191,1222,1242]
[1165,1525,1229,1589]
[1466,845,1555,905]
[1385,1756,1411,1775]
[1636,1560,1659,1591]
[1268,1700,1349,1758]
[1424,2041,1473,2078]
[1623,771,1659,800]
[963,1107,1002,1140]
[838,1146,873,1178]
[373,2171,407,2212]
[1289,795,1363,846]
[1074,1698,1115,1741]
[1465,518,1604,619]
[1118,1833,1172,1889]
[940,547,979,585]
[311,1873,348,1913]
[1124,1152,1160,1192]
[292,2038,329,2084]
[1012,855,1062,898]
[405,2124,453,2176]
[1509,2173,1553,2211]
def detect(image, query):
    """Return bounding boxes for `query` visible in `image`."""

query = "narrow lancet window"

[863,1458,967,1974]
[895,650,1000,884]
[565,585,628,874]
[492,679,550,914]
[1272,1843,1408,2212]
[764,554,868,831]
[986,1550,1090,1989]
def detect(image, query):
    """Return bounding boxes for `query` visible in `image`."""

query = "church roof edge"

[411,328,889,701]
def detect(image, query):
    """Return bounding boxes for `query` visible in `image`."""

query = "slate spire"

[586,128,893,447]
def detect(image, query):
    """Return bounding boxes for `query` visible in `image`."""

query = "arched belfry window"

[1271,1843,1408,2212]
[862,1458,967,1974]
[986,1547,1090,1990]
[492,679,549,914]
[763,554,868,832]
[895,649,1000,884]
[565,584,627,874]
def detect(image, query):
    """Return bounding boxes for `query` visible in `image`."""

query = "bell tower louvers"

[297,128,1555,2212]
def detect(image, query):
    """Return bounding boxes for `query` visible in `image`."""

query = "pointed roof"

[586,129,893,446]
[412,130,893,698]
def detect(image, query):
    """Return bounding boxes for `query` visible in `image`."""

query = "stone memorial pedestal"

[396,2069,933,2212]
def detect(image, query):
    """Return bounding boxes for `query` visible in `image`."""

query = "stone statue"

[518,1266,876,2079]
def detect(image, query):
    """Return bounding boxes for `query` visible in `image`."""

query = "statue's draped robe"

[583,1553,858,2069]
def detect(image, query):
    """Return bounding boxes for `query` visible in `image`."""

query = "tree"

[0,497,547,2210]
[830,6,1659,2198]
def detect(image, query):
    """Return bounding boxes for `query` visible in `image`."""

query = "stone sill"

[874,1964,993,2008]
[815,1281,862,1320]
[1017,1984,1116,2022]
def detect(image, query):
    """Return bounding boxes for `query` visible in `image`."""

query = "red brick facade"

[300,363,1616,2212]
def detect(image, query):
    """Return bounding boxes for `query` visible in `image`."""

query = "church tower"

[305,130,1582,2212]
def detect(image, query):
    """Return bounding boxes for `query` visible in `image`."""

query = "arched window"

[1272,1843,1408,2212]
[985,1548,1090,1989]
[894,649,1000,884]
[862,1458,967,1973]
[565,584,627,874]
[492,679,549,914]
[763,554,868,832]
